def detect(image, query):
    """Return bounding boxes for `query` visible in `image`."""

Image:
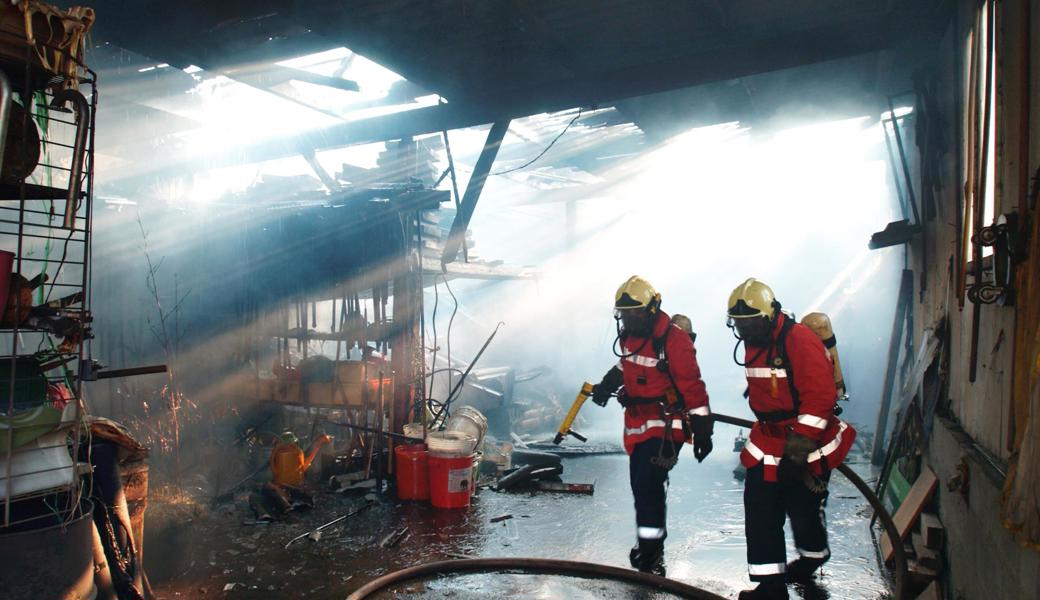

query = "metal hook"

[49,89,89,230]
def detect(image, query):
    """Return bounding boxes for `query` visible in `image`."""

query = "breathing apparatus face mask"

[731,315,773,347]
[616,307,653,337]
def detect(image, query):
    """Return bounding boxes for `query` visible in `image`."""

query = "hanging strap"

[774,315,800,414]
[651,325,684,410]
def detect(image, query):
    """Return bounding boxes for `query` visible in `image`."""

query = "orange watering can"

[270,431,332,487]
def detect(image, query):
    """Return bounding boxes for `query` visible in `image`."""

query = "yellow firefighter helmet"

[727,278,777,320]
[614,275,661,312]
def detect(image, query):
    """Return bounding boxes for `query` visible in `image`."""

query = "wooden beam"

[881,466,939,563]
[421,257,536,282]
[301,149,341,192]
[440,120,510,266]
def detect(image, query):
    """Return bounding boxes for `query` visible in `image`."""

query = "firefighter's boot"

[738,580,790,600]
[786,557,825,583]
[629,540,666,577]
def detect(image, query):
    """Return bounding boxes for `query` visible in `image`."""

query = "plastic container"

[428,450,474,509]
[0,499,95,599]
[445,406,488,451]
[426,431,476,455]
[269,441,306,487]
[394,444,429,500]
[483,441,513,474]
[0,430,74,498]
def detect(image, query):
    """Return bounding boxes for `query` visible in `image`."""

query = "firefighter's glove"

[689,414,714,462]
[593,366,623,407]
[782,432,817,467]
[591,385,612,407]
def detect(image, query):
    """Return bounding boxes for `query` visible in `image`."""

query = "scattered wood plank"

[535,481,594,494]
[915,580,942,600]
[912,533,941,571]
[380,527,410,548]
[881,466,938,562]
[920,512,945,550]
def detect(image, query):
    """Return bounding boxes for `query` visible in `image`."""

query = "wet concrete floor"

[149,440,890,600]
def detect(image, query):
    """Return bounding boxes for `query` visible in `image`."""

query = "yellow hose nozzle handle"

[554,382,595,445]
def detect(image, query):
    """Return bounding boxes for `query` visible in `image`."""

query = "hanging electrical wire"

[442,273,459,393]
[428,272,440,391]
[490,108,583,176]
[432,321,505,425]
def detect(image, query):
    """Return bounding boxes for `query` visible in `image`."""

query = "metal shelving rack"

[0,25,96,529]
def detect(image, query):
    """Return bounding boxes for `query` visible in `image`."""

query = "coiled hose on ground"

[347,412,907,600]
[345,558,729,600]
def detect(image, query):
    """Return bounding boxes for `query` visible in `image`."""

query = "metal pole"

[0,72,11,179]
[0,71,9,527]
[881,119,909,221]
[970,1,995,383]
[376,370,384,491]
[872,269,913,466]
[887,98,921,226]
[5,54,33,526]
[49,89,89,230]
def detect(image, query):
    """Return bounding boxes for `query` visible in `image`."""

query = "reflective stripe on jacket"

[738,314,856,481]
[619,311,710,454]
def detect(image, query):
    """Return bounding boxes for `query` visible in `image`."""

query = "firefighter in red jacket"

[591,275,713,576]
[727,278,856,600]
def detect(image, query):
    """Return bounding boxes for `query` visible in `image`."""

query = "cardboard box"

[273,379,393,408]
[337,362,366,383]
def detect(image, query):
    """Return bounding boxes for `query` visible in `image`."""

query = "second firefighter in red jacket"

[728,278,856,600]
[591,275,712,577]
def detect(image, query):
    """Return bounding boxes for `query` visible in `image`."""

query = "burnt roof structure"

[89,0,951,130]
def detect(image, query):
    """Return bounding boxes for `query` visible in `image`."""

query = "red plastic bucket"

[427,452,474,509]
[394,444,429,500]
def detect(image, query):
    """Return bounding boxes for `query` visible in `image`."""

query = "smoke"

[428,114,903,441]
[84,47,906,479]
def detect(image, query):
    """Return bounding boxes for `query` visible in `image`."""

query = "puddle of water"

[376,449,889,599]
[150,445,891,599]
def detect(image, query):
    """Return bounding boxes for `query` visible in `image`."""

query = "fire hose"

[347,413,907,600]
[345,558,728,600]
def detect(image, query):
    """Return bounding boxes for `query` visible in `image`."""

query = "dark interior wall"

[906,0,1040,594]
[928,415,1040,600]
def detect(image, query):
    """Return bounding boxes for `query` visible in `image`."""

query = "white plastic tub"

[427,431,477,456]
[445,406,488,450]
[0,430,74,498]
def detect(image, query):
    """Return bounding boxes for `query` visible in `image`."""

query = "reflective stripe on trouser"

[630,438,674,567]
[744,463,831,582]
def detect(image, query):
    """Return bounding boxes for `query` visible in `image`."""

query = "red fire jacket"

[617,311,711,454]
[738,313,856,481]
